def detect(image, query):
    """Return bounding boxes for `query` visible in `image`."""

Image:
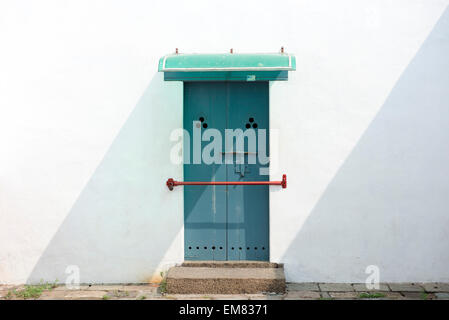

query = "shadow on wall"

[283,6,449,282]
[27,73,183,284]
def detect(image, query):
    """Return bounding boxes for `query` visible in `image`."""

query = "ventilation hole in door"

[239,247,242,250]
[199,117,204,122]
[212,246,216,250]
[254,247,258,250]
[231,247,234,250]
[204,246,207,249]
[188,246,192,250]
[249,117,254,123]
[252,123,258,128]
[245,123,251,129]
[247,247,250,250]
[196,247,199,249]
[262,247,265,250]
[203,123,208,128]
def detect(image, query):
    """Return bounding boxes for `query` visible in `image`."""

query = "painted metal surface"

[159,53,296,72]
[226,82,269,261]
[164,70,288,81]
[184,82,269,261]
[184,82,227,261]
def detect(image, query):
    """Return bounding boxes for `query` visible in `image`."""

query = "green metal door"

[184,82,269,261]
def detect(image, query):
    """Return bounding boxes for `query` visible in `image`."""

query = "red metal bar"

[166,174,287,191]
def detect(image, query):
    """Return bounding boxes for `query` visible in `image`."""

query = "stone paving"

[1,283,449,300]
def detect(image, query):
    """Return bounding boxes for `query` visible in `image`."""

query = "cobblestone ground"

[1,283,449,300]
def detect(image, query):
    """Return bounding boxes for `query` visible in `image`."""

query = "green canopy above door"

[158,53,296,81]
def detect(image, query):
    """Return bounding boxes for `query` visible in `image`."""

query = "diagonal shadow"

[27,73,184,284]
[282,6,449,283]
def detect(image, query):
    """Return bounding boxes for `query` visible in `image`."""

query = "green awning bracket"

[158,53,296,81]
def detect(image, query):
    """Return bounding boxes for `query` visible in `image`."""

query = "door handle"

[235,163,249,177]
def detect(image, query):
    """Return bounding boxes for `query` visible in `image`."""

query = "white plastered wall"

[0,0,448,284]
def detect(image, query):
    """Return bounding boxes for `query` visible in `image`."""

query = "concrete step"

[181,260,283,269]
[166,265,286,294]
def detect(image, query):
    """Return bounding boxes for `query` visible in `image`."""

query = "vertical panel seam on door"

[225,82,229,261]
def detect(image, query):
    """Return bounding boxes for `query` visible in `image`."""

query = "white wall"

[1,0,448,284]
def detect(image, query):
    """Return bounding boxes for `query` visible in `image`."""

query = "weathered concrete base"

[166,264,286,294]
[2,281,449,300]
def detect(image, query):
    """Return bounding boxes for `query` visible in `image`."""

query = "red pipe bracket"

[166,175,287,191]
[281,174,287,189]
[166,178,175,191]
